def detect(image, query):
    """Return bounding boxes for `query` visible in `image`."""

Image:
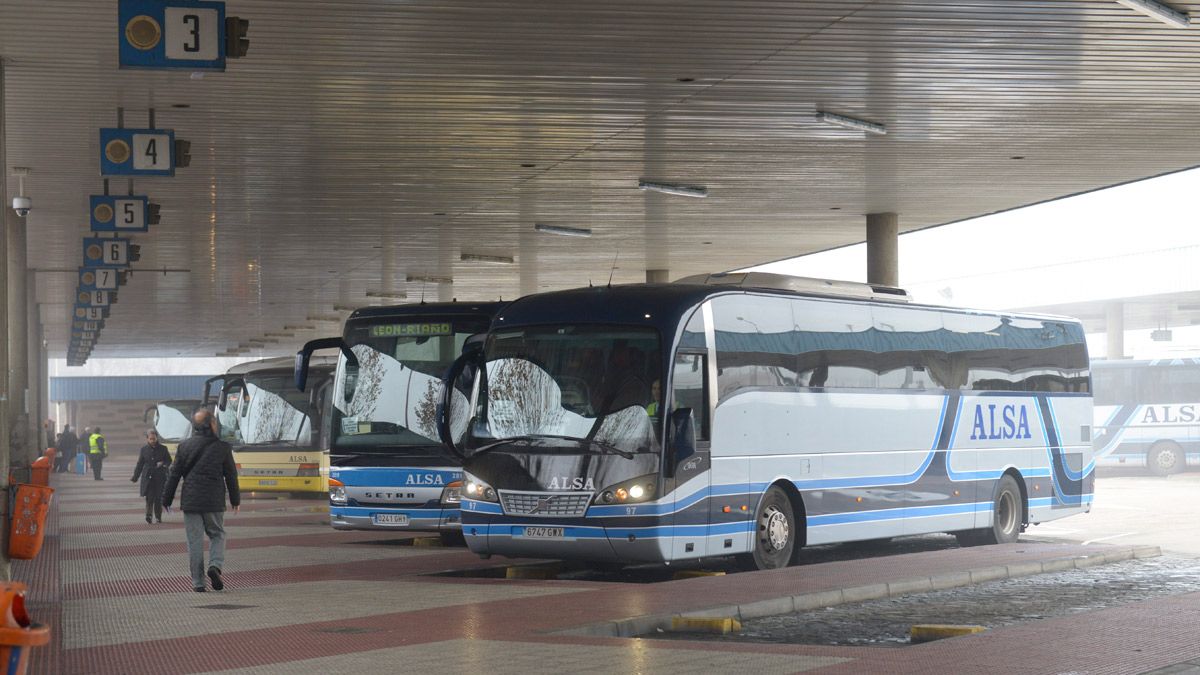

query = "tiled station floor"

[18,460,1200,674]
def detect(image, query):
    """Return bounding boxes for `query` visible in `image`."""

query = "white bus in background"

[1092,358,1200,475]
[442,273,1095,570]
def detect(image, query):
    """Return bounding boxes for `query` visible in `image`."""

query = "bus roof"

[1092,358,1200,368]
[348,301,508,322]
[492,282,1085,334]
[224,355,337,377]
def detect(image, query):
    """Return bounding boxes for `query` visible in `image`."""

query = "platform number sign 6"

[102,241,129,265]
[164,7,218,60]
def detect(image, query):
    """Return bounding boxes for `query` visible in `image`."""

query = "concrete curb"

[557,544,1162,638]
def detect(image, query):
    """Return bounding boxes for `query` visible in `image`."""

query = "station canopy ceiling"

[5,0,1200,359]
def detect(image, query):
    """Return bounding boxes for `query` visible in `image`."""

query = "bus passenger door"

[668,350,712,560]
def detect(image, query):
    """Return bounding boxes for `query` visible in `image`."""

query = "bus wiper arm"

[470,434,634,460]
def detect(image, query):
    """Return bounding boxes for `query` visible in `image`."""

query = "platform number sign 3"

[164,7,219,60]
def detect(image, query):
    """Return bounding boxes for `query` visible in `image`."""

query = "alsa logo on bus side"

[1140,405,1198,424]
[970,403,1032,441]
[405,474,446,486]
[549,477,595,491]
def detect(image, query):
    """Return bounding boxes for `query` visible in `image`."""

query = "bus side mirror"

[143,405,156,425]
[219,377,245,412]
[202,376,224,408]
[664,407,696,478]
[296,337,357,391]
[437,345,483,461]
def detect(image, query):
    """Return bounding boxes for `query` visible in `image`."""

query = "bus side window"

[672,352,709,442]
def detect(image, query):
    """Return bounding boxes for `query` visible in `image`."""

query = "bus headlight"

[329,478,347,506]
[596,474,657,505]
[441,481,463,505]
[463,475,498,503]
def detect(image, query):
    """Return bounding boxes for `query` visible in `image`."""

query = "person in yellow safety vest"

[88,427,108,480]
[645,380,662,418]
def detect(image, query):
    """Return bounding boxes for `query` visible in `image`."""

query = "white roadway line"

[1082,532,1136,546]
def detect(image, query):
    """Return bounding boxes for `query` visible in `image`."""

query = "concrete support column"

[8,209,31,470]
[1106,302,1125,360]
[866,212,899,287]
[646,269,670,284]
[0,61,11,579]
[25,276,42,454]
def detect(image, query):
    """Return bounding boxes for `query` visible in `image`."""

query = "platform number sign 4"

[100,129,176,176]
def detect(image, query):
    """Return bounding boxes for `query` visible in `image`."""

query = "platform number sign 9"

[100,128,176,176]
[119,0,227,71]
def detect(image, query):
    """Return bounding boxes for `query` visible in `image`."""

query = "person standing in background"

[88,427,108,480]
[55,425,78,473]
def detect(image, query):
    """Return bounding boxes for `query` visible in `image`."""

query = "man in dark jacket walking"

[131,429,172,524]
[162,409,240,592]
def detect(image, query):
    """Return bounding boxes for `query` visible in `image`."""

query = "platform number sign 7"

[96,269,118,290]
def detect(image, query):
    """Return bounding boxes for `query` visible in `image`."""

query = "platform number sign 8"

[164,7,218,60]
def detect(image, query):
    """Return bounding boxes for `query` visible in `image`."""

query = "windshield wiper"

[470,434,634,459]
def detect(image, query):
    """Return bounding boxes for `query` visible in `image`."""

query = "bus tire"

[1147,441,1184,477]
[739,486,796,571]
[955,474,1023,546]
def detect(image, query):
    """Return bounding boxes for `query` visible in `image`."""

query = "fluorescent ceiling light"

[306,314,342,323]
[365,290,408,299]
[406,274,453,284]
[816,111,887,135]
[534,223,592,238]
[1115,0,1190,27]
[460,253,515,264]
[263,332,294,338]
[638,180,708,198]
[283,324,315,331]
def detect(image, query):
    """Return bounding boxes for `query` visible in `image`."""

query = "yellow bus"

[215,356,337,495]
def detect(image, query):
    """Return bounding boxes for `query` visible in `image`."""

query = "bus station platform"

[19,461,1200,675]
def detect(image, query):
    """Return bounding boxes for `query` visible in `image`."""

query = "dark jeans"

[91,454,104,479]
[145,493,163,521]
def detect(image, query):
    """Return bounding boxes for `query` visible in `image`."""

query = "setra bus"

[297,302,505,540]
[439,273,1094,570]
[1092,358,1200,475]
[214,356,337,494]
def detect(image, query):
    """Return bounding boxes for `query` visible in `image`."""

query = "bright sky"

[752,166,1200,360]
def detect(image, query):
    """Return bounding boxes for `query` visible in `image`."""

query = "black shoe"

[146,516,153,524]
[156,518,162,523]
[207,566,224,591]
[193,587,206,593]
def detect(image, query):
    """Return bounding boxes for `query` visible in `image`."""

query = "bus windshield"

[332,317,487,453]
[235,373,318,448]
[152,401,194,442]
[466,324,663,459]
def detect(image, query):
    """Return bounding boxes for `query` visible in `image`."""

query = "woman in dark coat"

[131,429,173,524]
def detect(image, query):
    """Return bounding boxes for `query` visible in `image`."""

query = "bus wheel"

[956,474,1022,546]
[1147,441,1184,477]
[740,486,796,571]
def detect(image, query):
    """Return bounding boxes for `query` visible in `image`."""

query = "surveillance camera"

[12,196,31,217]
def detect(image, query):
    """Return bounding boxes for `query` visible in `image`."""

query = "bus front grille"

[499,491,593,517]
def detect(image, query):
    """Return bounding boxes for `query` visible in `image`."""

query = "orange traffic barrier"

[28,457,50,489]
[8,485,53,560]
[0,582,50,674]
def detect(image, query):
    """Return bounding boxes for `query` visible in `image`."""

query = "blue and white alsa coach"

[439,273,1094,570]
